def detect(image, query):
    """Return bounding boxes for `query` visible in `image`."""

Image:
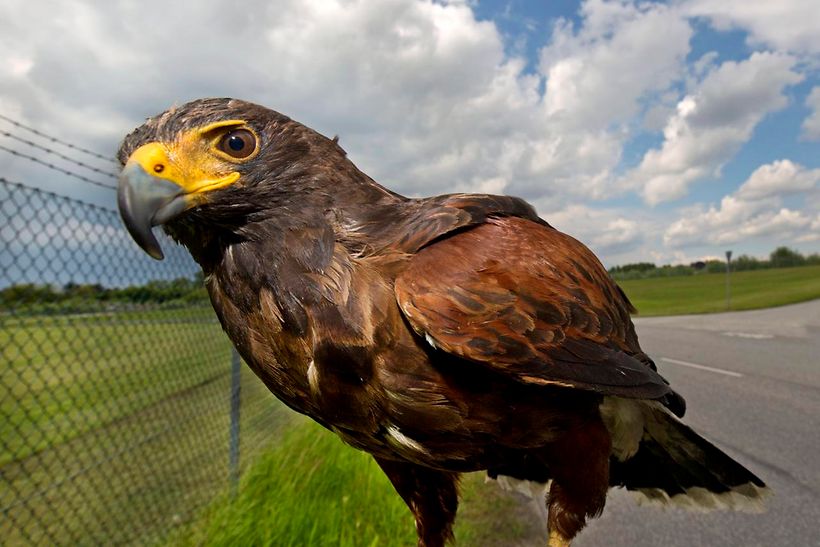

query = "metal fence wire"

[0,178,284,545]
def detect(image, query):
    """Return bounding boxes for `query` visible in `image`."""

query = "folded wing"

[395,216,679,404]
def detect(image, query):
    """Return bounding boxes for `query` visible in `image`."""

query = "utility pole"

[725,250,732,311]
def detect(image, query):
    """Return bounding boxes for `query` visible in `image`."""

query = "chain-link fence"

[0,178,285,545]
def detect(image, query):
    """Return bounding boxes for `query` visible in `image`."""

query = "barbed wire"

[1,130,117,179]
[0,113,119,166]
[0,176,117,212]
[0,144,117,191]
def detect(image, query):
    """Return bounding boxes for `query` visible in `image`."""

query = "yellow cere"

[126,119,253,201]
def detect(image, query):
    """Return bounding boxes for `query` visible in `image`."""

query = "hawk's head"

[117,98,349,259]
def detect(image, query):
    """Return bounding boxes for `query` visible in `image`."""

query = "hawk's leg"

[375,457,460,547]
[544,417,611,547]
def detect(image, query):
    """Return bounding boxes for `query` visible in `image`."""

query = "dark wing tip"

[661,390,686,418]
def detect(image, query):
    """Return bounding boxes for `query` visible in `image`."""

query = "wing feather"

[395,216,675,401]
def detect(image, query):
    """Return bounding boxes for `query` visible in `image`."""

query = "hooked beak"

[117,162,189,260]
[117,135,242,260]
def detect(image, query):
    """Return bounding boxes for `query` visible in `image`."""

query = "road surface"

[571,299,820,546]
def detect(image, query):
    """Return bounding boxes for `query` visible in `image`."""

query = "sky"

[1,0,819,269]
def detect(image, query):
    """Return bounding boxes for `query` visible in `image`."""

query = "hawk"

[117,98,766,546]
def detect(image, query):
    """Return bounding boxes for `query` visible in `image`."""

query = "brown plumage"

[117,98,767,546]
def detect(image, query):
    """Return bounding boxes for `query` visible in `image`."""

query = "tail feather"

[610,404,768,511]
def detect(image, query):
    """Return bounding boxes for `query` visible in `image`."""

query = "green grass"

[455,472,543,546]
[168,418,417,547]
[617,265,820,316]
[1,306,541,547]
[0,306,229,464]
[9,266,817,545]
[0,306,287,545]
[169,419,541,547]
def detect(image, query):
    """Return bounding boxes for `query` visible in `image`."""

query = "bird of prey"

[117,98,766,547]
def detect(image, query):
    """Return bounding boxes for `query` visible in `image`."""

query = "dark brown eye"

[218,129,256,159]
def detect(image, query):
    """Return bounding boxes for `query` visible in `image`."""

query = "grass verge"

[168,417,417,547]
[170,418,544,547]
[617,265,820,316]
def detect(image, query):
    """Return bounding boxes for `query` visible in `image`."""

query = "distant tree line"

[609,246,820,281]
[3,246,818,313]
[0,272,208,314]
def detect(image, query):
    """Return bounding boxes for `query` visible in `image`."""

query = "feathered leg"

[544,417,611,547]
[375,457,460,547]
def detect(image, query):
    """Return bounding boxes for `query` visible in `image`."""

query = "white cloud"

[684,0,820,55]
[0,0,817,267]
[0,0,528,197]
[664,159,819,247]
[622,52,803,205]
[594,218,643,251]
[505,0,693,200]
[0,0,701,207]
[535,202,647,259]
[539,0,691,131]
[736,159,820,200]
[802,86,820,141]
[797,214,820,242]
[665,200,814,247]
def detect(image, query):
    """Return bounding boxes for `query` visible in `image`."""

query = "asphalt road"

[572,299,820,547]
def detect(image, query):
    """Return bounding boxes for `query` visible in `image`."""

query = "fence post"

[725,250,732,311]
[229,348,241,495]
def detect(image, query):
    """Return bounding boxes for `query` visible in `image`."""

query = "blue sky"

[1,0,818,270]
[472,0,819,247]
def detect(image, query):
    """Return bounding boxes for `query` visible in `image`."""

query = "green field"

[1,307,226,464]
[0,306,287,545]
[618,265,820,316]
[5,265,819,545]
[168,418,540,547]
[1,306,536,547]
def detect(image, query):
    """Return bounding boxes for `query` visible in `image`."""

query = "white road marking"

[722,331,774,340]
[660,357,744,378]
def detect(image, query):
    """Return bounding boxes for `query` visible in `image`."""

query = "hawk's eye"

[218,129,256,159]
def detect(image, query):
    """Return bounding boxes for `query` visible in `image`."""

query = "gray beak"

[117,162,188,260]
